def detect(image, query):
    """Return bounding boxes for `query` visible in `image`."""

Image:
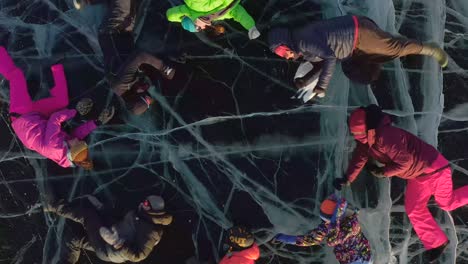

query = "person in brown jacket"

[43,194,173,263]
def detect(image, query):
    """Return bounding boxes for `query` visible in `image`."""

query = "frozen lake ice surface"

[0,0,467,263]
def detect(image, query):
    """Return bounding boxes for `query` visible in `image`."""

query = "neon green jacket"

[166,0,255,30]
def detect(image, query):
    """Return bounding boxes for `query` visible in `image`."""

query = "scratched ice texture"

[0,0,467,263]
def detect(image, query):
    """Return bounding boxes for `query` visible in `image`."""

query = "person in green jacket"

[166,0,260,39]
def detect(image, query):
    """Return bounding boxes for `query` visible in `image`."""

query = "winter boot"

[76,98,94,116]
[97,106,115,125]
[424,241,449,263]
[420,42,448,68]
[161,65,176,80]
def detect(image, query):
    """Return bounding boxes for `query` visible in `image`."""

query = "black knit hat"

[267,27,294,52]
[226,226,254,249]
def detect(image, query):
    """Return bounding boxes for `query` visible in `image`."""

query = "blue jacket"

[268,15,358,90]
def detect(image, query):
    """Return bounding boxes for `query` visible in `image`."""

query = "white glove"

[248,26,261,40]
[291,87,317,103]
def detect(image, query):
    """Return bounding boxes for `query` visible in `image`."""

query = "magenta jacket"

[12,111,96,168]
[346,115,447,182]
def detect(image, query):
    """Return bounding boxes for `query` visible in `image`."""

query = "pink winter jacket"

[11,110,97,168]
[219,243,260,264]
[346,116,447,182]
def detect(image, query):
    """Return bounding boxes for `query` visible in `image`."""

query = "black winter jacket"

[268,15,357,90]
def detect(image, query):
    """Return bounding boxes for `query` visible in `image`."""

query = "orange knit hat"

[320,198,338,221]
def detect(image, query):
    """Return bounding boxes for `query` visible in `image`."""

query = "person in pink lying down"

[0,46,114,169]
[220,226,260,264]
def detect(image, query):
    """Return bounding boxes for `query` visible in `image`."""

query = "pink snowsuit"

[346,113,468,250]
[0,47,97,168]
[219,243,260,264]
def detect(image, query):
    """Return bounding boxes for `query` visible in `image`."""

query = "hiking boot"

[420,42,448,68]
[424,241,449,263]
[161,65,175,80]
[97,106,115,125]
[76,98,94,116]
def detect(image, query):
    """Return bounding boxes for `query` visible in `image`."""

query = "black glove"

[369,166,385,178]
[294,77,307,89]
[333,178,349,191]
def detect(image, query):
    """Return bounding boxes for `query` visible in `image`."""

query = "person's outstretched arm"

[71,121,98,140]
[275,224,327,247]
[45,109,77,143]
[315,56,337,92]
[345,142,369,183]
[225,5,255,31]
[166,5,204,22]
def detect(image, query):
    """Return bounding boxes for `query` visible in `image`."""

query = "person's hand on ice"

[248,26,261,40]
[271,234,297,245]
[314,86,326,98]
[333,178,349,191]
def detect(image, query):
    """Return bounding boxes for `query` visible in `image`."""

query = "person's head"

[226,226,255,251]
[319,194,348,224]
[140,195,165,213]
[67,138,93,170]
[349,107,368,144]
[139,195,173,225]
[349,104,385,144]
[274,45,300,60]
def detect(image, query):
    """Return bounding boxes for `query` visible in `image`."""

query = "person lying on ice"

[267,15,448,103]
[0,47,114,169]
[335,104,468,263]
[43,194,173,263]
[272,194,372,264]
[166,0,260,39]
[73,0,176,115]
[220,226,260,264]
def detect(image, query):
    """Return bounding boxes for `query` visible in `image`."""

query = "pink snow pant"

[405,157,468,249]
[0,47,97,139]
[8,64,69,118]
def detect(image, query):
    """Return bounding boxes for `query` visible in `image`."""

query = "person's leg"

[111,51,165,96]
[356,17,447,66]
[405,178,448,250]
[32,64,69,117]
[0,46,16,76]
[356,17,423,60]
[98,31,135,76]
[433,167,468,211]
[112,51,175,96]
[342,53,382,85]
[7,68,34,115]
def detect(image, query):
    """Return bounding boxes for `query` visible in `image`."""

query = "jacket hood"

[184,0,232,13]
[267,27,294,52]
